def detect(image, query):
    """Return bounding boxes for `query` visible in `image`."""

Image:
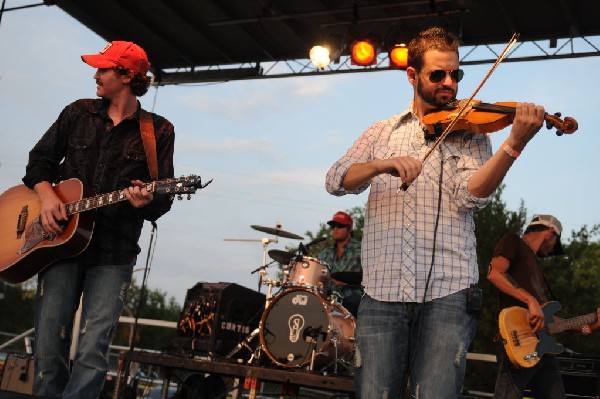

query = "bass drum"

[259,288,355,369]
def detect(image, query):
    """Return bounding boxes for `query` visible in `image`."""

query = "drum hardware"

[268,249,295,264]
[330,271,363,286]
[251,223,304,240]
[225,327,261,363]
[320,330,355,375]
[226,221,301,294]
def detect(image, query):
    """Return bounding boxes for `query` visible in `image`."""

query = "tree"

[0,278,181,353]
[112,279,181,351]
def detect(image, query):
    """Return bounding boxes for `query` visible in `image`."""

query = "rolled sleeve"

[325,119,397,196]
[448,132,494,210]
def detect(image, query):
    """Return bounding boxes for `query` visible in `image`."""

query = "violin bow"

[400,33,519,192]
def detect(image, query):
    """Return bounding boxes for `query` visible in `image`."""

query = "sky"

[1,4,599,306]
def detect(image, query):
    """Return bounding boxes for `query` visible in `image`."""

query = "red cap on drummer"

[327,211,353,229]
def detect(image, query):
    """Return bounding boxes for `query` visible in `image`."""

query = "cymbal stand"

[320,330,352,375]
[257,237,278,294]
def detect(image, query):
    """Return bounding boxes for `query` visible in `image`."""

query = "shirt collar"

[86,98,142,122]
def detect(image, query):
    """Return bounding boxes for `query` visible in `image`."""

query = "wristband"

[582,324,592,335]
[501,141,521,158]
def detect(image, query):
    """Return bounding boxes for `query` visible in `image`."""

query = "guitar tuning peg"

[187,194,192,200]
[176,194,183,201]
[553,111,562,117]
[555,130,564,137]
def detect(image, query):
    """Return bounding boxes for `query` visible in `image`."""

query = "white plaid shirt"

[326,104,493,302]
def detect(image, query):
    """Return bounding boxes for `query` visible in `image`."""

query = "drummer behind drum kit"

[225,223,358,375]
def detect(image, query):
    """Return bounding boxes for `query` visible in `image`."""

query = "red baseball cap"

[327,211,353,229]
[81,41,150,75]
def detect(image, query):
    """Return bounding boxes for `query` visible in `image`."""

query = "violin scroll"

[545,112,577,136]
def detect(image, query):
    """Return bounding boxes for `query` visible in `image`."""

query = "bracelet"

[582,324,592,335]
[501,141,521,158]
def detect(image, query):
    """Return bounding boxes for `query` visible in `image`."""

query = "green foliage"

[112,279,181,351]
[1,278,180,354]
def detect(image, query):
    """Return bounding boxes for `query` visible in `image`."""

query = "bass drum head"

[259,288,329,368]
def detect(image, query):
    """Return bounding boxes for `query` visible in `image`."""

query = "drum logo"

[288,314,305,343]
[291,294,308,305]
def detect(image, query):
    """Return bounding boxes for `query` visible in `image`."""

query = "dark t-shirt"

[492,232,553,310]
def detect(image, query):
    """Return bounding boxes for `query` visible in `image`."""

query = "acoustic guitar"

[498,301,597,368]
[0,175,210,284]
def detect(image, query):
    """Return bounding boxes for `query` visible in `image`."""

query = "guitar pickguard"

[18,216,56,254]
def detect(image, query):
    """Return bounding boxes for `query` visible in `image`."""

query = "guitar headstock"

[153,175,213,197]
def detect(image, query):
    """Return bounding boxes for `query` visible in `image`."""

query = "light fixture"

[350,39,377,66]
[309,45,331,69]
[389,44,408,69]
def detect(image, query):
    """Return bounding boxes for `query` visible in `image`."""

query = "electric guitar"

[498,301,597,368]
[0,175,211,284]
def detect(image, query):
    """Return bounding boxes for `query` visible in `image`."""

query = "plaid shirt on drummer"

[319,237,363,300]
[326,103,493,303]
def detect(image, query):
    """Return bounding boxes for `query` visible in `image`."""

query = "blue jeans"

[494,347,566,398]
[354,291,476,398]
[33,259,133,399]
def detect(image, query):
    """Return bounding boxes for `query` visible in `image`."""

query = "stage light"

[389,44,408,69]
[350,39,377,66]
[309,45,331,69]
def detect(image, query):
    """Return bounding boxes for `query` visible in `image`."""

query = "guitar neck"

[65,182,156,216]
[548,313,597,335]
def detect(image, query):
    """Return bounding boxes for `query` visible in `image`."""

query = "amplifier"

[172,282,265,357]
[0,353,33,394]
[558,354,600,398]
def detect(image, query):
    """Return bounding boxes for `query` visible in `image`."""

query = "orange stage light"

[350,39,377,66]
[389,44,408,69]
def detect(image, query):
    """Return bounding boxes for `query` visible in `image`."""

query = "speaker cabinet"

[0,353,33,394]
[558,354,600,398]
[172,282,265,356]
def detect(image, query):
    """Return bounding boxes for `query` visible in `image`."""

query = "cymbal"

[251,224,303,240]
[330,271,362,286]
[268,250,295,264]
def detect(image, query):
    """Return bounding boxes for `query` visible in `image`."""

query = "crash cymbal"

[268,250,295,264]
[330,271,362,286]
[251,224,304,240]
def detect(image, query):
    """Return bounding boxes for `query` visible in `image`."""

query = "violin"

[422,99,578,137]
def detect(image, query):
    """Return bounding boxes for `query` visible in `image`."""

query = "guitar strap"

[139,109,158,181]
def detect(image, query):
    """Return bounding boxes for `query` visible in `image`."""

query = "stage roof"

[45,0,600,84]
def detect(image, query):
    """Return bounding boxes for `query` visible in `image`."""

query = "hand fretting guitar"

[0,175,210,284]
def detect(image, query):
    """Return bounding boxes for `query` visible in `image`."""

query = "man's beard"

[416,78,456,108]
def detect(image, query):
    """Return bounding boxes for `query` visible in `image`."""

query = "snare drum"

[259,288,355,369]
[284,256,330,294]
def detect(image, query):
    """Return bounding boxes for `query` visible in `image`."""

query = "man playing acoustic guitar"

[488,214,600,398]
[22,41,175,398]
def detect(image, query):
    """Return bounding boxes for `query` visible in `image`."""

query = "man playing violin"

[325,26,545,398]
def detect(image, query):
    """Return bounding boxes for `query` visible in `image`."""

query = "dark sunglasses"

[330,222,349,229]
[427,69,464,83]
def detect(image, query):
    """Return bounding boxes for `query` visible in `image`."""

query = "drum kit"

[225,223,359,375]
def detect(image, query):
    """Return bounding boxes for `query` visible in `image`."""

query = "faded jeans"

[33,259,133,399]
[354,290,476,398]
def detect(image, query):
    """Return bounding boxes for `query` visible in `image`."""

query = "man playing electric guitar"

[21,41,175,398]
[488,214,600,398]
